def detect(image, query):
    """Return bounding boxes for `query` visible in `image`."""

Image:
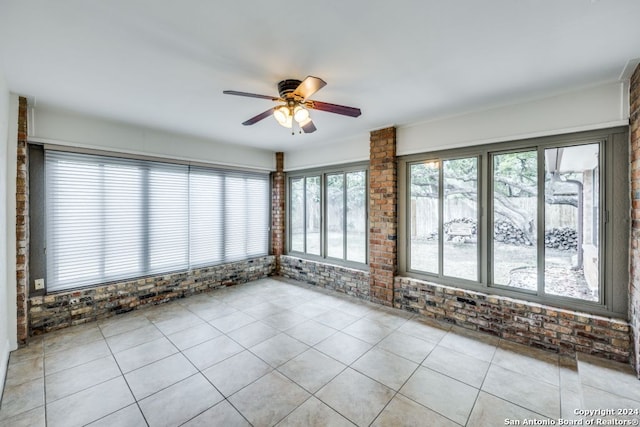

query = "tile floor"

[1,277,639,427]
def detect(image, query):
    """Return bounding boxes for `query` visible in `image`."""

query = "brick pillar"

[271,152,286,274]
[630,64,640,377]
[369,127,397,306]
[16,96,29,344]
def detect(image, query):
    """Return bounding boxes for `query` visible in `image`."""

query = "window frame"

[398,127,629,317]
[286,162,369,269]
[33,146,271,293]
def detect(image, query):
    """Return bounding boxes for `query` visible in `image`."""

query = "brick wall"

[630,63,640,376]
[396,277,630,363]
[369,127,397,306]
[29,256,276,335]
[271,152,286,273]
[280,255,370,300]
[16,97,28,344]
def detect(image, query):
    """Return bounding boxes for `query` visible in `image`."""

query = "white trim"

[0,338,9,399]
[397,120,629,157]
[37,140,271,174]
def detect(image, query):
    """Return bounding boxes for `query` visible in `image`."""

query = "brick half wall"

[29,256,276,335]
[280,255,370,300]
[396,276,630,362]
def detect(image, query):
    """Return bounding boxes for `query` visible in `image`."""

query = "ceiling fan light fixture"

[293,106,310,123]
[273,106,289,126]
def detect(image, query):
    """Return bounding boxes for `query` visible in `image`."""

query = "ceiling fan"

[223,76,361,134]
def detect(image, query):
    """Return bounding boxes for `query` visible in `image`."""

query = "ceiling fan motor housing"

[278,79,302,98]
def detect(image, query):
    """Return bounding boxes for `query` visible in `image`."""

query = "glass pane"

[410,161,439,274]
[492,151,537,289]
[148,167,189,272]
[306,176,321,255]
[290,178,304,252]
[327,174,344,259]
[443,158,478,281]
[104,164,143,277]
[189,172,223,266]
[346,171,367,263]
[544,144,599,301]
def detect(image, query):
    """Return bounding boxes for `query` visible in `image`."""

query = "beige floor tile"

[400,366,478,425]
[396,318,450,343]
[202,350,272,397]
[316,368,394,427]
[278,349,346,393]
[376,331,437,363]
[482,364,560,418]
[46,377,134,427]
[98,312,152,338]
[192,302,238,321]
[365,309,412,330]
[152,312,204,335]
[229,371,310,426]
[315,331,372,365]
[582,385,640,421]
[166,322,222,350]
[4,356,43,387]
[208,311,257,333]
[240,301,284,319]
[577,354,640,402]
[139,374,223,427]
[43,324,104,354]
[492,341,560,386]
[114,337,178,373]
[335,301,374,317]
[313,308,359,329]
[437,329,498,362]
[0,378,44,421]
[143,302,191,323]
[289,301,331,318]
[285,319,337,346]
[250,333,309,367]
[46,356,121,402]
[85,404,147,427]
[352,347,418,390]
[106,324,164,353]
[0,405,45,427]
[423,345,490,388]
[182,400,251,427]
[342,318,395,345]
[227,320,279,348]
[7,339,43,364]
[125,353,198,400]
[183,334,244,370]
[261,310,309,331]
[372,394,460,427]
[277,396,355,427]
[44,339,111,374]
[467,391,551,426]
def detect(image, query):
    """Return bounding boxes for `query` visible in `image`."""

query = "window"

[401,128,629,316]
[45,151,269,291]
[288,164,368,265]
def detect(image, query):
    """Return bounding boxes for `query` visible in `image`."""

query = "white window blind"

[45,151,269,292]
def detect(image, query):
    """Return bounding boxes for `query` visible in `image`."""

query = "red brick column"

[16,96,29,344]
[271,152,286,274]
[630,64,640,377]
[369,127,397,306]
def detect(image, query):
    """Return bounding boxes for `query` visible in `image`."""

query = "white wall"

[0,70,18,399]
[30,106,276,171]
[285,133,369,171]
[284,82,628,170]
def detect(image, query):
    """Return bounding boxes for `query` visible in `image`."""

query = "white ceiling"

[1,0,639,152]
